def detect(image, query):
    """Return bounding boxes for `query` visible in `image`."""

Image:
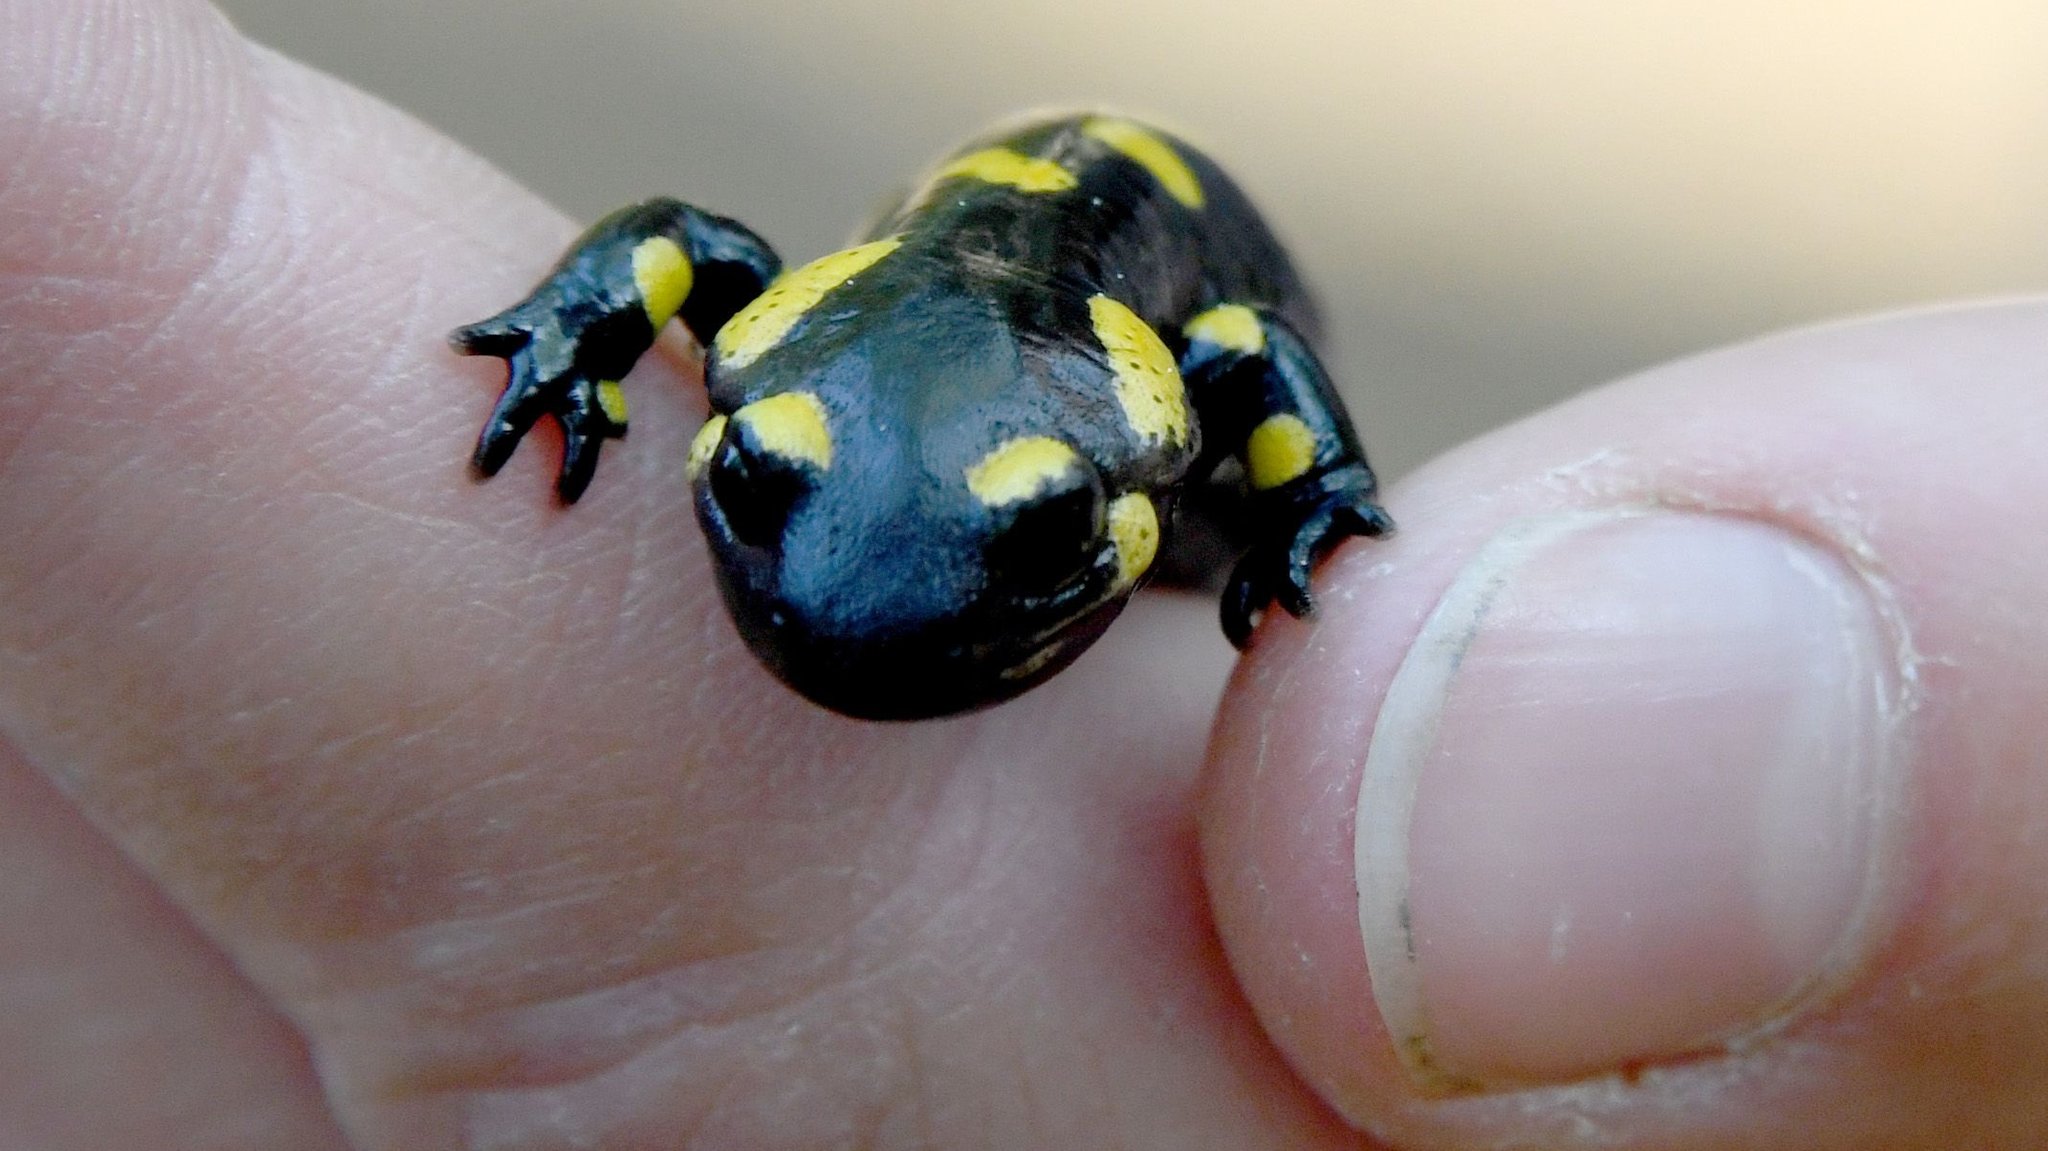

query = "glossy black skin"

[453,200,781,500]
[454,114,1390,720]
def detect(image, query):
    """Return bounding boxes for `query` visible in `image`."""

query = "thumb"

[1202,300,2048,1148]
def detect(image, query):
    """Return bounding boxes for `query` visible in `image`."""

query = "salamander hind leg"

[452,199,780,501]
[1179,304,1394,649]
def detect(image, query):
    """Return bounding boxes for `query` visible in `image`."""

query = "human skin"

[4,1,2047,1148]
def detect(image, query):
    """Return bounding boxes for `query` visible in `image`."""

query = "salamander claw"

[462,343,624,502]
[1220,488,1392,650]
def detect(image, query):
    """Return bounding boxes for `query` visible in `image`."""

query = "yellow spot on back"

[734,391,833,470]
[595,380,629,426]
[933,147,1079,194]
[965,436,1081,507]
[713,238,901,369]
[1107,492,1160,590]
[1082,117,1204,209]
[1246,413,1319,490]
[686,414,727,480]
[1088,295,1189,448]
[632,236,692,329]
[1183,304,1265,355]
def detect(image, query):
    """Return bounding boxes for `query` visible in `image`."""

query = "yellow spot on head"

[632,236,692,330]
[1088,294,1189,449]
[964,436,1082,507]
[595,380,629,426]
[1183,304,1265,355]
[933,147,1079,194]
[1106,492,1159,591]
[1082,117,1204,209]
[733,391,833,470]
[713,238,902,369]
[686,414,727,480]
[1247,413,1319,491]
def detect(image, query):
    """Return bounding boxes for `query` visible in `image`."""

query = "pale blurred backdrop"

[216,0,2048,479]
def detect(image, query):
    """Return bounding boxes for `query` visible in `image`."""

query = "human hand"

[4,2,2045,1148]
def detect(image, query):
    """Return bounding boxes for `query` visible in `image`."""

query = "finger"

[0,3,1305,1148]
[1203,299,2048,1148]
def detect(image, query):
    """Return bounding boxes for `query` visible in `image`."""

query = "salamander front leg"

[1179,304,1394,649]
[452,199,780,501]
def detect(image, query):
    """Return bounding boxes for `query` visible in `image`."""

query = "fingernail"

[1355,510,1903,1090]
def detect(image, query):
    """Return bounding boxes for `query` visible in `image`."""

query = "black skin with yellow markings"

[454,113,1390,719]
[453,201,782,500]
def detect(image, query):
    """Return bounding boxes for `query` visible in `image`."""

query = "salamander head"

[688,383,1157,719]
[688,255,1192,720]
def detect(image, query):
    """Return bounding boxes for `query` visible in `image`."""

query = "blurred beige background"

[216,0,2048,479]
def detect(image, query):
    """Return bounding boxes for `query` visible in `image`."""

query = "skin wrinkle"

[323,274,441,450]
[425,671,1196,1138]
[680,1025,835,1151]
[1,305,179,514]
[848,999,916,1151]
[393,943,849,1095]
[893,980,941,1151]
[220,224,454,504]
[301,490,493,547]
[0,81,267,526]
[455,1040,745,1151]
[692,1001,909,1148]
[140,438,741,958]
[298,746,976,1111]
[0,727,350,1150]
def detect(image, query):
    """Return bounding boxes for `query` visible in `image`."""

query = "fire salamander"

[454,113,1390,719]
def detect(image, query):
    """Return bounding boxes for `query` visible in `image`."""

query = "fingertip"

[1202,302,2048,1148]
[1205,501,1905,1147]
[1,0,258,321]
[1199,530,1426,1122]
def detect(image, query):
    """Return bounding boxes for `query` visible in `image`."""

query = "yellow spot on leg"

[686,414,727,480]
[965,436,1082,507]
[733,391,833,470]
[1183,304,1266,355]
[1247,413,1319,491]
[933,147,1079,194]
[632,236,692,329]
[1107,492,1160,591]
[1082,118,1205,209]
[595,380,629,426]
[1088,295,1189,448]
[713,238,902,369]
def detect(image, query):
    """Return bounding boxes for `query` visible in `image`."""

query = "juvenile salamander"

[454,113,1391,719]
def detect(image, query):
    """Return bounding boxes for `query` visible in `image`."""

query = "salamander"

[453,113,1391,719]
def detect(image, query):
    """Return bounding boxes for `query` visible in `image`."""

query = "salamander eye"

[705,423,809,548]
[966,436,1107,593]
[983,470,1106,593]
[697,392,834,549]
